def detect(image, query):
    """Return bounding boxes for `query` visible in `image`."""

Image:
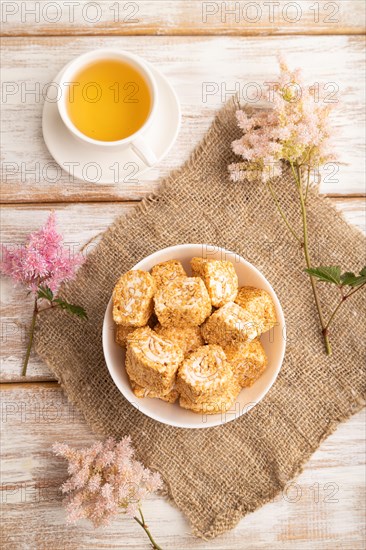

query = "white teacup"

[57,48,158,166]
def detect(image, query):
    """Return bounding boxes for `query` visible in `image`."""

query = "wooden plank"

[1,0,365,37]
[1,382,365,549]
[1,199,364,382]
[1,35,365,203]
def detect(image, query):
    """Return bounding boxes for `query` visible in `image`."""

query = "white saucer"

[42,63,181,184]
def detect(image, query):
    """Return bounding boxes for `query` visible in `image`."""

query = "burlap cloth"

[35,102,366,540]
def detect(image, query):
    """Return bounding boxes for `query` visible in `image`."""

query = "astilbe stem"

[22,297,38,376]
[266,180,302,244]
[133,508,163,550]
[325,282,366,332]
[291,162,332,355]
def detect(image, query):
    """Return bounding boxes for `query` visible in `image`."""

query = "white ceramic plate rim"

[102,244,286,429]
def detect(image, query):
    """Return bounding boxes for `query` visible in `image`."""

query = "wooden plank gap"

[0,381,60,390]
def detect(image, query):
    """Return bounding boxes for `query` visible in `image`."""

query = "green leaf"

[37,285,54,302]
[304,266,341,285]
[54,299,88,320]
[341,268,366,288]
[340,272,357,286]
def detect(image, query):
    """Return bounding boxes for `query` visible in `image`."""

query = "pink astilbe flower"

[1,212,87,377]
[53,437,162,529]
[229,58,336,183]
[227,60,365,358]
[0,212,83,293]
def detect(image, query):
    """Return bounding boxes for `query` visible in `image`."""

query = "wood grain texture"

[1,383,365,550]
[1,199,364,382]
[1,0,365,37]
[1,35,365,203]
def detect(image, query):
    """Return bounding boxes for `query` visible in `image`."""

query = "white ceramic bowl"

[103,244,286,429]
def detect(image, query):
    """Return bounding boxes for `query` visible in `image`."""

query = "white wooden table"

[1,2,365,548]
